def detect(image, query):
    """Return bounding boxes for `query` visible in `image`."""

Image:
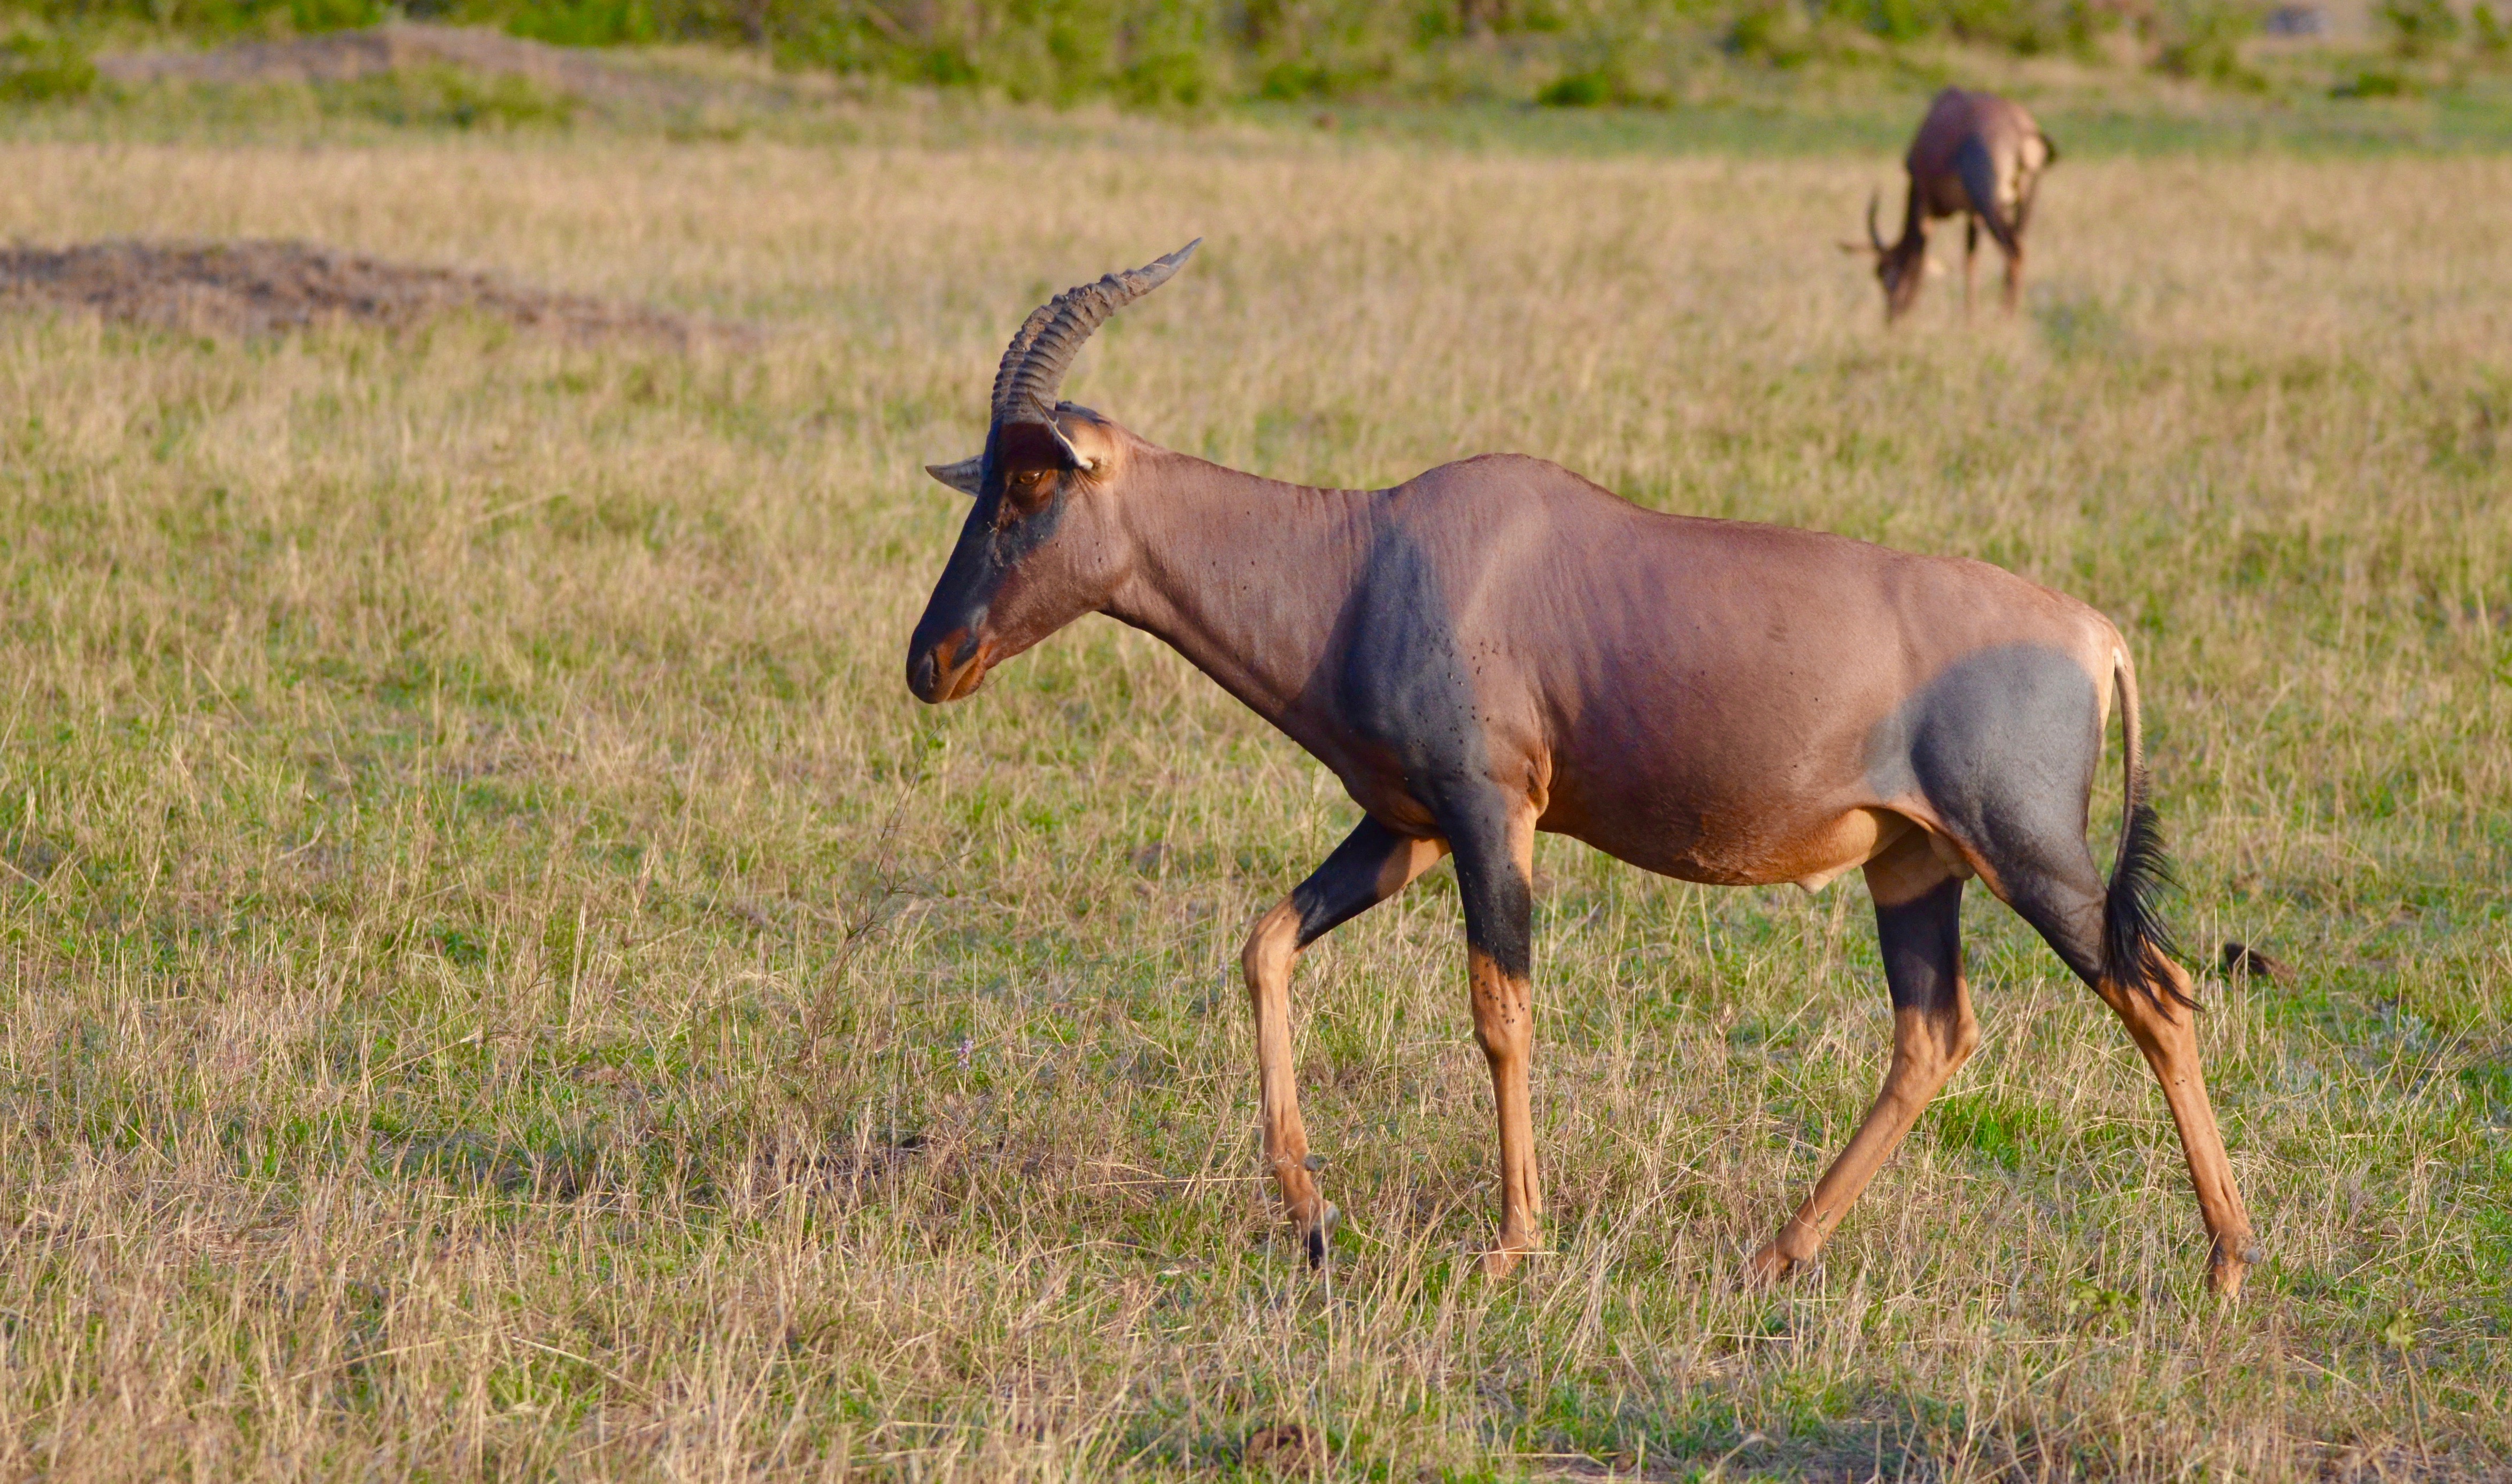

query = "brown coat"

[908,247,2254,1294]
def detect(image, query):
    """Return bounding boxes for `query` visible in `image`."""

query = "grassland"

[0,97,2507,1480]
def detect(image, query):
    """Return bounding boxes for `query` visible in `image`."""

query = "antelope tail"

[1952,135,2022,256]
[2104,654,2191,1008]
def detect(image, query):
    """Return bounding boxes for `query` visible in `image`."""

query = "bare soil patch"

[0,239,694,341]
[91,23,696,111]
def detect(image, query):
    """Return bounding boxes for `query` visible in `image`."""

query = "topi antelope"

[905,244,2259,1295]
[1853,87,2057,321]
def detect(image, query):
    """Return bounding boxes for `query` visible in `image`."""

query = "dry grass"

[0,122,2506,1480]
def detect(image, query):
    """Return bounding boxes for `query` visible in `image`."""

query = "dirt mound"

[0,239,693,342]
[91,23,695,110]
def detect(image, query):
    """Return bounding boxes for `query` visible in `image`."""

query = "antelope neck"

[1101,447,1377,729]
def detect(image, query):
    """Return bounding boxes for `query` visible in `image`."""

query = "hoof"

[1742,1243,1799,1289]
[1479,1232,1540,1279]
[1301,1203,1340,1269]
[2207,1237,2259,1299]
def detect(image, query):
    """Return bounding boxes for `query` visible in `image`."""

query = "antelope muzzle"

[906,623,994,704]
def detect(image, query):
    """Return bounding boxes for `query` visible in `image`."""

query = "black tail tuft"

[2104,798,2191,1008]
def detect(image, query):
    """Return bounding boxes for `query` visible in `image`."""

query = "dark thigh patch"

[1865,644,2101,865]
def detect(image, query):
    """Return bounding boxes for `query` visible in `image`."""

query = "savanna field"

[0,87,2508,1481]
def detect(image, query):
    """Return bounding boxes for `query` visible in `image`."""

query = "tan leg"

[1749,1006,1978,1281]
[2003,244,2024,315]
[1751,834,1975,1284]
[1241,822,1447,1265]
[1243,901,1330,1251]
[2093,961,2259,1296]
[1459,803,1542,1276]
[1471,946,1543,1274]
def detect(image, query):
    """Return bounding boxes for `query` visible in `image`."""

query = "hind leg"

[1749,829,1977,1284]
[1985,832,2258,1296]
[1902,645,2255,1294]
[2086,953,2258,1295]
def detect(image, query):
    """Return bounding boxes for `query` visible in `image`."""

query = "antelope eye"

[993,468,1052,528]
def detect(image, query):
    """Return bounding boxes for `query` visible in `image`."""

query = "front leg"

[1242,818,1448,1266]
[1441,794,1544,1276]
[1964,215,1980,317]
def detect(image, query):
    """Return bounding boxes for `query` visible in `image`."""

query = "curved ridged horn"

[987,300,1061,423]
[996,239,1200,428]
[1866,192,1886,253]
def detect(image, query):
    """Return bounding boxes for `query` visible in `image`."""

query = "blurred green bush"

[0,26,96,100]
[2379,0,2459,56]
[9,0,2472,106]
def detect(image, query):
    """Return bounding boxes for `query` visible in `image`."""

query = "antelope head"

[905,241,1199,704]
[1850,192,1930,322]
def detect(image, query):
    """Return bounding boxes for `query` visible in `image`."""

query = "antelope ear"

[1047,422,1096,473]
[925,455,984,497]
[1047,409,1116,474]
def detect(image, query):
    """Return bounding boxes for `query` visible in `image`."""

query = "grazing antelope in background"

[905,244,2259,1295]
[1855,87,2057,321]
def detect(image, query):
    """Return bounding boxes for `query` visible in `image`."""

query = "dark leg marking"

[1292,817,1429,948]
[1439,797,1532,982]
[1880,875,1965,1013]
[1964,215,1981,313]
